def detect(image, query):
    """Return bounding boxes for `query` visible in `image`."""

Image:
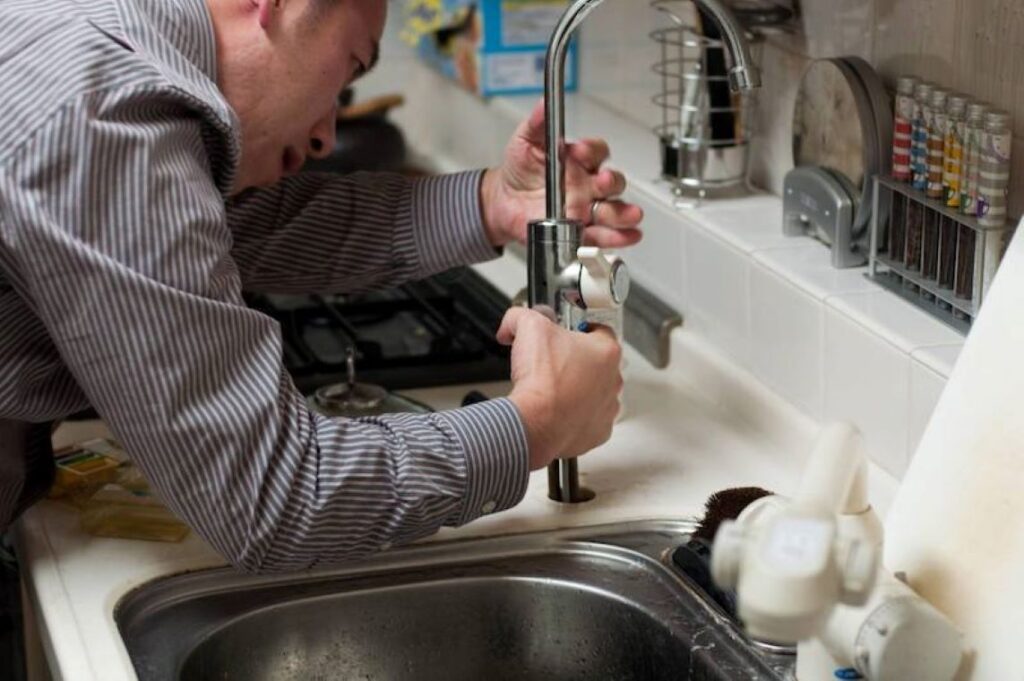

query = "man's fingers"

[567,138,611,173]
[496,307,531,345]
[515,99,547,148]
[589,199,644,229]
[581,322,619,342]
[583,225,644,249]
[497,306,557,345]
[594,168,627,199]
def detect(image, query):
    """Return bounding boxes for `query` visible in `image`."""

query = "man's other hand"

[497,307,622,470]
[481,100,644,249]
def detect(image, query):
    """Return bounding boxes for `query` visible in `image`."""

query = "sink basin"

[116,520,793,680]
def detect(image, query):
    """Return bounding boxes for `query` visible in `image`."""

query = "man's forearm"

[228,170,501,294]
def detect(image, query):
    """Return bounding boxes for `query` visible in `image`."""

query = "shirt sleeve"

[1,92,529,571]
[227,170,501,294]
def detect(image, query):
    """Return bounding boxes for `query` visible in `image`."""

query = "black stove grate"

[244,268,513,394]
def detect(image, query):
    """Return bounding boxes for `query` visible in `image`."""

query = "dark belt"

[0,419,55,532]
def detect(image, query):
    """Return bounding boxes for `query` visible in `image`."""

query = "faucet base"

[547,458,595,503]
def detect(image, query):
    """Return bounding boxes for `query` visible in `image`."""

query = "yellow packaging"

[80,484,190,543]
[49,439,123,498]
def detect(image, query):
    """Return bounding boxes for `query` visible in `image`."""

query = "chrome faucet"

[529,0,761,503]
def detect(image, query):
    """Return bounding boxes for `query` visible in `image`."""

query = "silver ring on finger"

[589,199,603,226]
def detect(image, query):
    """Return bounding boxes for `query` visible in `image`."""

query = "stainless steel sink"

[116,520,793,680]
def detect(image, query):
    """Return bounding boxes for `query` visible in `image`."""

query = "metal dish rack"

[651,0,756,207]
[869,176,1016,333]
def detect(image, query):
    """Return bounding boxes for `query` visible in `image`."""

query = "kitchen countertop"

[13,250,901,681]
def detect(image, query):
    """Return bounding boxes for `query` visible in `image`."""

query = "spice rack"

[869,175,1014,333]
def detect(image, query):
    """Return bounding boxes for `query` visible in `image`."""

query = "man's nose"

[308,108,338,160]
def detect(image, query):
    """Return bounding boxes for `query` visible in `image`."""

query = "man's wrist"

[508,387,558,471]
[479,168,508,248]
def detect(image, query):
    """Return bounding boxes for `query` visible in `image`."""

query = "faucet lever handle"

[577,247,630,310]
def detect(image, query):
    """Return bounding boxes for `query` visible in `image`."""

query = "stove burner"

[244,268,513,394]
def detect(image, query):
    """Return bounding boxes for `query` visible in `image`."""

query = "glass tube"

[954,225,976,300]
[937,214,958,289]
[905,202,925,270]
[888,191,907,262]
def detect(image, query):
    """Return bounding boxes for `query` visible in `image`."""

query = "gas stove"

[243,268,513,395]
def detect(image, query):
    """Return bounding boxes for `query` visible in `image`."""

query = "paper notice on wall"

[885,218,1024,681]
[484,51,547,91]
[501,1,565,46]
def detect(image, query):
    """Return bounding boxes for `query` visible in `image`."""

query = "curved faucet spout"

[542,0,761,220]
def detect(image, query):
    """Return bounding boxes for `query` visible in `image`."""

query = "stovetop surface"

[244,268,513,394]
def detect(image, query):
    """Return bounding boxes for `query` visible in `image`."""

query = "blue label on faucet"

[834,669,863,679]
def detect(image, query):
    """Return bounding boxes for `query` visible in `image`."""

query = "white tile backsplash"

[685,226,751,366]
[622,186,690,312]
[753,244,879,301]
[908,359,947,462]
[824,307,911,477]
[750,263,825,418]
[826,290,965,354]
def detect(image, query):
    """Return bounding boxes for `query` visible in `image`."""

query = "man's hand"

[481,100,644,249]
[497,307,623,470]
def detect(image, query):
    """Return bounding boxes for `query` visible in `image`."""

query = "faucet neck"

[542,0,761,221]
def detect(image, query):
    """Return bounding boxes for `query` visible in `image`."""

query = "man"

[0,0,643,571]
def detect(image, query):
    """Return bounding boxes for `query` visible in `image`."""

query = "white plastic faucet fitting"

[711,422,964,680]
[711,423,879,642]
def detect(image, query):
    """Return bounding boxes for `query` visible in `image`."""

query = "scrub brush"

[672,487,773,618]
[692,486,773,543]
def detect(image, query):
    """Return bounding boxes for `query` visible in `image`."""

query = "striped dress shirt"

[0,0,529,571]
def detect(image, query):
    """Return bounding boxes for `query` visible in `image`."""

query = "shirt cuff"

[436,397,529,526]
[411,170,500,276]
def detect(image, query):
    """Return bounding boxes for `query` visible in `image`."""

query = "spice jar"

[959,102,989,217]
[977,110,1013,228]
[892,76,918,183]
[926,88,948,200]
[943,95,969,208]
[911,82,934,192]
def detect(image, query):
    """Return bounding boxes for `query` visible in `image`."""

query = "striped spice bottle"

[926,88,949,199]
[892,76,917,182]
[943,94,969,207]
[911,82,934,191]
[977,110,1013,228]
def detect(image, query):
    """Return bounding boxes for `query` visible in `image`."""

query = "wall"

[576,0,1024,218]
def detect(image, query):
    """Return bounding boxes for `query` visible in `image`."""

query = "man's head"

[208,0,386,192]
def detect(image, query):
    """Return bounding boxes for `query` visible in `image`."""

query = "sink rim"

[114,518,793,681]
[116,519,699,619]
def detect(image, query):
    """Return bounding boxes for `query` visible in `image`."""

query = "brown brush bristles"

[692,486,773,543]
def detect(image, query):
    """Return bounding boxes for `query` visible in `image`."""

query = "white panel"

[754,243,879,301]
[910,343,964,378]
[623,187,690,314]
[823,306,911,478]
[686,225,752,365]
[826,290,964,354]
[907,358,946,461]
[750,262,825,417]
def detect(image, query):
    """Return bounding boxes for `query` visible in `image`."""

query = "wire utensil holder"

[651,0,756,207]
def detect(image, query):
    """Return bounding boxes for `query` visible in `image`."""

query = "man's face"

[222,0,386,192]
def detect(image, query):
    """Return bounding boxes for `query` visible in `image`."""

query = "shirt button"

[379,541,392,551]
[481,500,497,514]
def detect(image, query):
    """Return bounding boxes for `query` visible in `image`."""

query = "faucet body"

[530,0,760,503]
